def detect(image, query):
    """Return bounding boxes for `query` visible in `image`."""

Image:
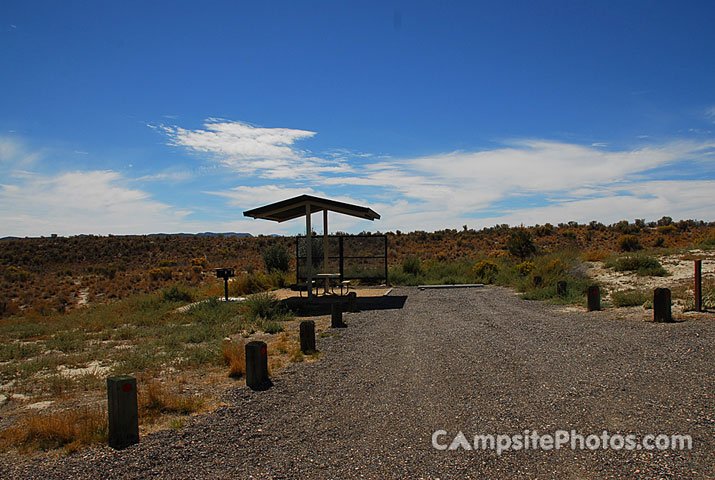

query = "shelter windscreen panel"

[296,235,387,283]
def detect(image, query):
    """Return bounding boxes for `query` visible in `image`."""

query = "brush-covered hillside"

[1,217,713,318]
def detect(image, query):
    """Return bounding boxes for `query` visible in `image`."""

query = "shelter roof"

[243,195,380,223]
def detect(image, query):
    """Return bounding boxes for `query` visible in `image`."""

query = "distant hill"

[0,232,254,241]
[145,232,253,238]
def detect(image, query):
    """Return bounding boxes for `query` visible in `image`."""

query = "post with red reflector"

[587,285,600,311]
[653,287,672,323]
[246,341,271,390]
[107,375,139,449]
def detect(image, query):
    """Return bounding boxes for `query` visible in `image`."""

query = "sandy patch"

[57,360,112,379]
[25,400,53,410]
[586,249,715,296]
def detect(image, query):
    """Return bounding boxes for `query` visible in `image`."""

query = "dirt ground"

[3,285,713,479]
[585,249,715,314]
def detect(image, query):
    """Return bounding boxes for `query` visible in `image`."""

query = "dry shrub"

[0,406,107,453]
[583,249,609,261]
[221,340,245,378]
[618,235,642,252]
[139,381,205,418]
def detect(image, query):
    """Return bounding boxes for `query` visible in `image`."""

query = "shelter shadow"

[282,295,407,317]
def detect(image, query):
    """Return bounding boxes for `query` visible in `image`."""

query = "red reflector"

[261,346,266,356]
[122,383,132,393]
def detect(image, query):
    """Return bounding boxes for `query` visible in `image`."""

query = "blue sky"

[1,1,714,236]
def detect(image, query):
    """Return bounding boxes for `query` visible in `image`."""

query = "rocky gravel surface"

[2,286,714,479]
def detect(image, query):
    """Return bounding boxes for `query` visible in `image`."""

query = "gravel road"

[2,286,714,479]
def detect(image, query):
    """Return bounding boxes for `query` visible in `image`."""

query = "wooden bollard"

[107,375,139,450]
[587,285,600,311]
[533,275,543,287]
[694,260,702,312]
[653,288,672,323]
[299,320,316,353]
[245,341,271,390]
[346,292,357,312]
[331,302,346,328]
[557,280,567,297]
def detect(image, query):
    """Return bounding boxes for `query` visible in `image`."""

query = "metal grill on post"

[215,268,235,301]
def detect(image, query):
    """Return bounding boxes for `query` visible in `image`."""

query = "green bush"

[699,234,715,250]
[618,235,642,252]
[244,292,290,321]
[229,271,289,296]
[521,277,591,305]
[506,230,536,260]
[162,285,193,303]
[402,256,422,275]
[262,245,291,273]
[606,254,667,276]
[611,289,650,307]
[260,321,284,334]
[472,260,499,283]
[516,261,535,276]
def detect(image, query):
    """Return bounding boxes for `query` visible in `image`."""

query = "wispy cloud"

[163,119,714,232]
[707,106,715,123]
[134,170,194,183]
[0,136,41,168]
[207,185,318,208]
[155,119,349,179]
[0,171,192,236]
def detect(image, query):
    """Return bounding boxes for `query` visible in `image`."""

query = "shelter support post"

[306,203,312,298]
[324,210,329,293]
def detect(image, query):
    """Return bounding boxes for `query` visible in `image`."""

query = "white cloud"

[207,185,317,209]
[707,106,715,123]
[0,171,192,236]
[0,136,41,167]
[135,170,193,183]
[309,139,715,231]
[156,119,351,179]
[474,180,715,228]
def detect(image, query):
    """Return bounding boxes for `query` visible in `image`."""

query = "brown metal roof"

[243,195,380,223]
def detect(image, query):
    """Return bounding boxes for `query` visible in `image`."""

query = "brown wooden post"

[245,341,271,390]
[653,288,672,323]
[346,291,357,312]
[331,302,346,328]
[299,320,316,353]
[694,260,702,312]
[587,285,600,311]
[107,375,139,450]
[557,280,567,297]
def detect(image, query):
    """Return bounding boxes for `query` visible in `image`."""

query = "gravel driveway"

[2,286,714,479]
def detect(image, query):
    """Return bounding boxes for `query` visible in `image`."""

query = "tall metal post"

[339,236,344,282]
[695,260,702,312]
[295,235,300,284]
[305,203,312,298]
[323,209,329,293]
[384,235,388,283]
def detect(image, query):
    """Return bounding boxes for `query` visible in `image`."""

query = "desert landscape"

[0,219,713,474]
[3,2,715,477]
